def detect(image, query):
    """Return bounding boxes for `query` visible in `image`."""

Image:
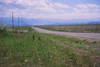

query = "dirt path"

[32,27,100,39]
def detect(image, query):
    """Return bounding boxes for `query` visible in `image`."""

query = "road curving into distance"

[32,27,100,39]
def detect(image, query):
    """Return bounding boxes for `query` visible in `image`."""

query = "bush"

[0,26,7,33]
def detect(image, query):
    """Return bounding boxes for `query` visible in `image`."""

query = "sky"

[0,0,100,21]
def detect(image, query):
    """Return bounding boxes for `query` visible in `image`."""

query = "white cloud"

[15,0,49,7]
[0,5,2,7]
[49,3,54,7]
[58,10,66,13]
[73,8,89,13]
[87,4,99,8]
[0,0,100,20]
[92,9,100,12]
[0,0,14,3]
[0,0,49,4]
[2,7,100,20]
[34,7,57,13]
[54,3,70,9]
[76,4,88,9]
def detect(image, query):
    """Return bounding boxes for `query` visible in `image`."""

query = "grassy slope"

[0,27,100,67]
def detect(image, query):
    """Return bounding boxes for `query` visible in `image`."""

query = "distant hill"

[88,21,100,24]
[0,17,100,26]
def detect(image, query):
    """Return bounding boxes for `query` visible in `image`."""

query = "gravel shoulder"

[32,27,100,39]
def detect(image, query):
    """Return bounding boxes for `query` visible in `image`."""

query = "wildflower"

[39,59,41,61]
[25,60,27,62]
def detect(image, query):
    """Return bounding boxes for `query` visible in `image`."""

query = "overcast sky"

[0,0,100,20]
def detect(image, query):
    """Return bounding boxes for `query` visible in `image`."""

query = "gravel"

[32,27,100,39]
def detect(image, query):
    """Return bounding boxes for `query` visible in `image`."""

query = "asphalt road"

[32,27,100,39]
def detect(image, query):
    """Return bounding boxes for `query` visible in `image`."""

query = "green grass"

[0,27,100,67]
[43,33,100,54]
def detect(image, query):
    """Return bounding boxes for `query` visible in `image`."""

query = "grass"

[0,27,100,67]
[5,26,29,33]
[37,24,100,33]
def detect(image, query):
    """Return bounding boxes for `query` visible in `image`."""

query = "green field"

[37,24,100,33]
[0,27,100,67]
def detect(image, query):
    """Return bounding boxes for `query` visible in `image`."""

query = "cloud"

[0,0,49,4]
[13,0,49,7]
[34,7,57,13]
[73,8,89,13]
[0,0,50,7]
[87,4,99,8]
[76,4,88,9]
[0,5,2,7]
[54,3,70,9]
[92,9,100,12]
[0,0,100,20]
[1,7,100,20]
[0,0,14,3]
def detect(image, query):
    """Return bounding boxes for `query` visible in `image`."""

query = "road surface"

[32,27,100,39]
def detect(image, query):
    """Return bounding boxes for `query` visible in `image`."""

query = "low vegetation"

[0,27,100,67]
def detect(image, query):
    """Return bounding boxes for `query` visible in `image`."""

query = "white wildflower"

[25,60,27,62]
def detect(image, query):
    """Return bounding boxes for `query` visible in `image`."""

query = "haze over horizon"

[0,0,100,25]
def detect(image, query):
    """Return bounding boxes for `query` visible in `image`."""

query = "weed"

[38,37,41,40]
[32,34,35,41]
